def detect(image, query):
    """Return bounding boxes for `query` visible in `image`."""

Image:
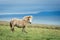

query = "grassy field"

[0,21,60,40]
[0,25,60,40]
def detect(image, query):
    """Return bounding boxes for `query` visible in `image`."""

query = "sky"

[0,0,60,25]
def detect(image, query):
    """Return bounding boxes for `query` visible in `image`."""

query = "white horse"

[10,16,32,33]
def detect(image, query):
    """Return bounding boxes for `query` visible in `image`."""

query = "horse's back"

[10,18,25,25]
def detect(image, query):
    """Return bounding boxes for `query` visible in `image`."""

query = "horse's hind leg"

[11,27,14,32]
[22,26,27,33]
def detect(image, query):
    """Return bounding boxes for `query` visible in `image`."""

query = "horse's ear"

[29,16,32,18]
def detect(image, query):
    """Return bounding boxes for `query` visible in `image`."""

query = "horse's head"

[23,16,32,24]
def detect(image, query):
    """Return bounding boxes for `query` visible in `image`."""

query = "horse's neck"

[23,19,29,23]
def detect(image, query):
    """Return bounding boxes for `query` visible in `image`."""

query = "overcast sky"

[0,0,60,25]
[0,0,60,14]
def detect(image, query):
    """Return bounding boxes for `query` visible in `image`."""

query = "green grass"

[0,25,60,40]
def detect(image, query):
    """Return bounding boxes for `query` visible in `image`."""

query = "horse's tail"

[10,22,12,28]
[10,21,14,32]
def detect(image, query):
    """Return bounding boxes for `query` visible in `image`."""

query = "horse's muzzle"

[29,22,31,24]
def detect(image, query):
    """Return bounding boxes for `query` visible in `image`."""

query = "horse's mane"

[11,16,32,21]
[23,16,32,19]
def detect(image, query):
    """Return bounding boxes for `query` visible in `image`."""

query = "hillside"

[0,21,60,30]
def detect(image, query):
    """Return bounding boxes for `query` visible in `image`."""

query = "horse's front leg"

[22,26,27,33]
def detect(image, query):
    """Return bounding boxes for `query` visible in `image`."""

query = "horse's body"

[10,16,32,33]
